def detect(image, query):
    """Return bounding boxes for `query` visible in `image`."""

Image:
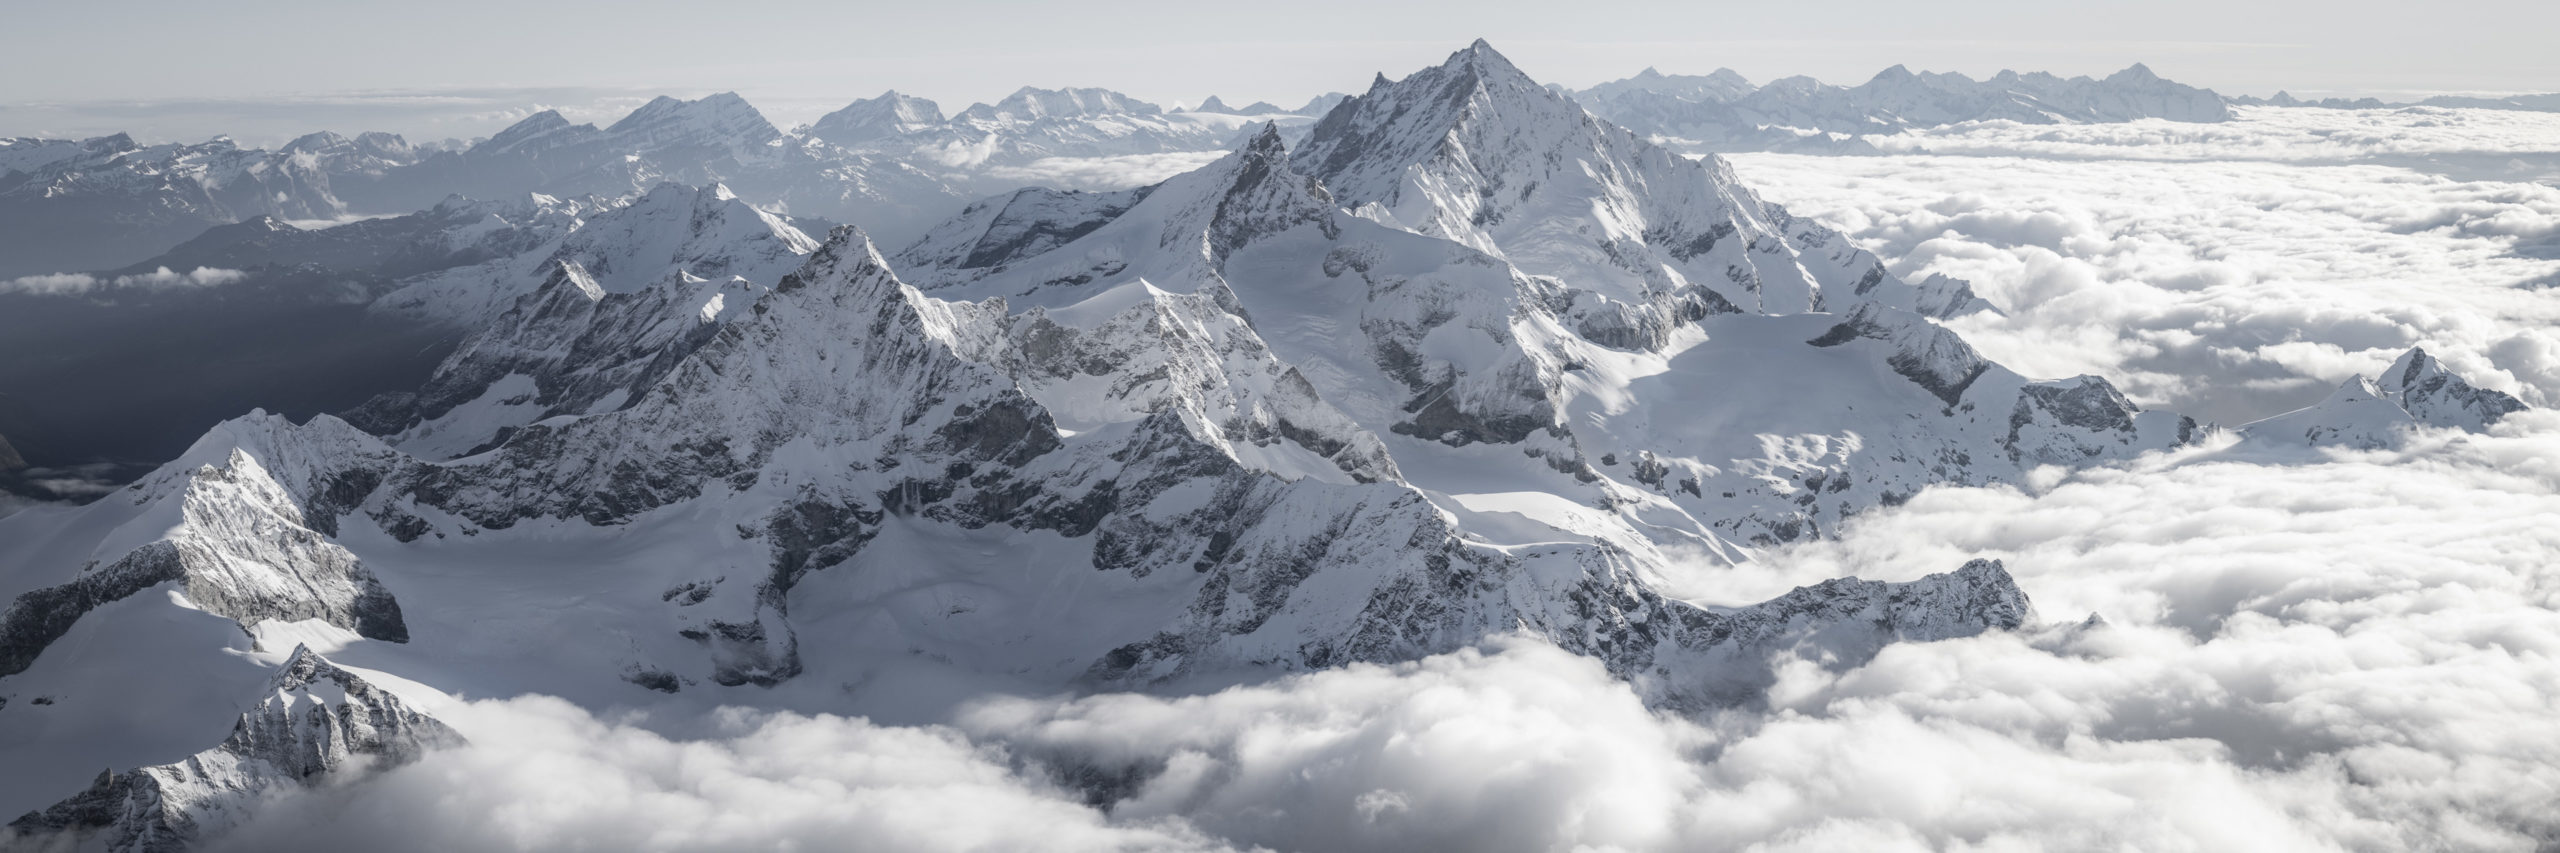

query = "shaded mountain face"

[0,181,821,474]
[1572,61,2232,151]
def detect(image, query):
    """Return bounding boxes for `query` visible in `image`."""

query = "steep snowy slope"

[0,413,409,681]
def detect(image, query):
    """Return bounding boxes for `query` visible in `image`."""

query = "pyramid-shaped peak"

[2379,345,2528,428]
[1445,38,1530,79]
[271,644,342,690]
[2110,63,2162,82]
[1243,120,1287,151]
[779,225,892,294]
[2387,345,2437,378]
[1869,64,1917,83]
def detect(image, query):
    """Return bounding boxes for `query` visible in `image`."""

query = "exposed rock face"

[7,647,459,852]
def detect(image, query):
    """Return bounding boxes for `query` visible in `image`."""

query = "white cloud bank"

[0,266,248,296]
[1731,133,2560,424]
[978,150,1231,191]
[1879,105,2560,166]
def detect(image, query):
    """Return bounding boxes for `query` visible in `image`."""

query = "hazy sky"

[2,0,2553,144]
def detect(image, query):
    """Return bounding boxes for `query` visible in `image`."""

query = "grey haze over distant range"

[2,0,2553,145]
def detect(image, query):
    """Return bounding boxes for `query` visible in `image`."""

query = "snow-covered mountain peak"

[1294,39,1932,317]
[7,647,460,851]
[963,87,1161,122]
[1581,66,1756,104]
[475,109,582,155]
[2241,347,2528,449]
[807,90,949,148]
[605,92,784,151]
[2110,62,2162,83]
[552,181,817,294]
[2378,346,2529,430]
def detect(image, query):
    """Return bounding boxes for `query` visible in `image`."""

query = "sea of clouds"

[63,105,2560,852]
[1728,108,2560,426]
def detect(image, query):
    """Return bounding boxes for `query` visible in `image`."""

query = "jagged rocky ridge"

[6,647,458,852]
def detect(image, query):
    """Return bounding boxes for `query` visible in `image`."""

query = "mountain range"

[1569,62,2233,152]
[0,41,2532,849]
